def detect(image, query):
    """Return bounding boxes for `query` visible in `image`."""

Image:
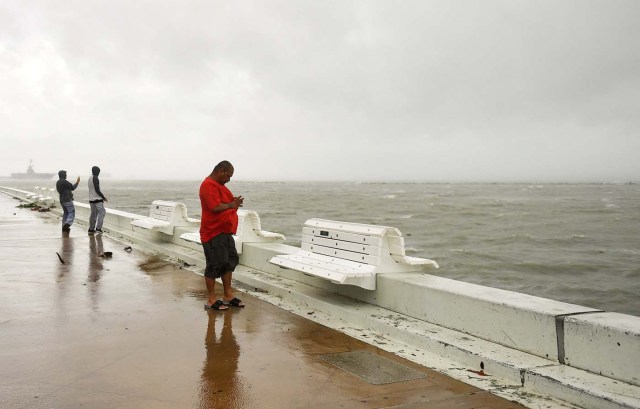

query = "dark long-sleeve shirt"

[56,179,79,203]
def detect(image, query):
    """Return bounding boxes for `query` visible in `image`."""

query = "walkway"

[0,195,526,408]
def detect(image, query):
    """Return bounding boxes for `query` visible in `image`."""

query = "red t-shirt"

[199,177,238,243]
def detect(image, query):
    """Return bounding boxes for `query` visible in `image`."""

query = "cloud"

[1,0,639,181]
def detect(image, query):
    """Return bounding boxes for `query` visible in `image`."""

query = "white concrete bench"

[179,209,285,254]
[25,187,54,209]
[26,187,42,201]
[130,200,200,235]
[36,187,55,209]
[269,218,439,290]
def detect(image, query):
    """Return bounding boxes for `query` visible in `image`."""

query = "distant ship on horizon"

[10,160,55,180]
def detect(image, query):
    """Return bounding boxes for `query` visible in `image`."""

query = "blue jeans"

[61,201,75,226]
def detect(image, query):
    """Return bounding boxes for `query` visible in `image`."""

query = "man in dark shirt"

[56,170,80,232]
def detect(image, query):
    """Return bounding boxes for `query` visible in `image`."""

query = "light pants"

[61,202,75,226]
[89,201,106,230]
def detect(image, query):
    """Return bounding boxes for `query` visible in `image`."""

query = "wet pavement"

[0,195,526,409]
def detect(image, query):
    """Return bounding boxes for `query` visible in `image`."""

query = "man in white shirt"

[88,166,108,235]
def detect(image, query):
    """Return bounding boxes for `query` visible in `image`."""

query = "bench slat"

[270,253,376,290]
[301,241,380,265]
[131,218,171,230]
[274,253,375,276]
[151,208,173,220]
[305,219,392,236]
[302,234,381,256]
[287,251,376,270]
[303,226,383,246]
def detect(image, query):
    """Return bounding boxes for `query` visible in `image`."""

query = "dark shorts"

[202,233,239,279]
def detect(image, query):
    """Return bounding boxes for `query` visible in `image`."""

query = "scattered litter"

[467,369,489,376]
[99,251,113,258]
[124,246,132,252]
[467,361,489,376]
[56,252,65,264]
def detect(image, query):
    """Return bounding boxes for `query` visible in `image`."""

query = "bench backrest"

[149,200,195,226]
[302,219,405,269]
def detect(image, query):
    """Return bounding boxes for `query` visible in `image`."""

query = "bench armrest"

[391,254,439,269]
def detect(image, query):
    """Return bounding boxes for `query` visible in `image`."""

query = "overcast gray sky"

[1,0,639,182]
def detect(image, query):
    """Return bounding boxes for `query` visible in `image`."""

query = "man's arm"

[201,187,243,213]
[93,176,107,201]
[211,196,243,212]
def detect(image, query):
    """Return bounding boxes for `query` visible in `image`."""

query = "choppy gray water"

[5,180,640,316]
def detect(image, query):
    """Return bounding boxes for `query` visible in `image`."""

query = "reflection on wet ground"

[88,234,104,282]
[197,310,247,409]
[0,195,526,409]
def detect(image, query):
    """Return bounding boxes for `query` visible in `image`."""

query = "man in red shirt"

[199,161,245,310]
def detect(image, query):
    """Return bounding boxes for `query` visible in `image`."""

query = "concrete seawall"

[2,186,639,409]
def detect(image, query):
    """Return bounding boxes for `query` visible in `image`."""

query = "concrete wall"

[563,312,640,386]
[366,273,599,362]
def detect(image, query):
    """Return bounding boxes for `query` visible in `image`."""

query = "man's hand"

[76,177,80,183]
[233,196,244,208]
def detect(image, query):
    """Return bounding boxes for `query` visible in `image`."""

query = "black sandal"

[204,300,228,310]
[224,297,245,308]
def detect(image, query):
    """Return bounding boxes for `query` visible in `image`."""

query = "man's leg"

[222,234,243,306]
[61,202,74,231]
[205,276,217,306]
[221,272,233,301]
[67,204,76,226]
[89,202,97,230]
[221,272,244,307]
[95,202,106,230]
[61,203,70,227]
[204,276,228,310]
[202,239,228,310]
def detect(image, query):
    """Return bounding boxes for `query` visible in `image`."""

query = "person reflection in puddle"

[197,310,247,408]
[56,232,74,282]
[54,228,74,314]
[87,233,105,311]
[88,234,104,283]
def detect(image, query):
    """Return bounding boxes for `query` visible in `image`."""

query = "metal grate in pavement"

[319,350,427,385]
